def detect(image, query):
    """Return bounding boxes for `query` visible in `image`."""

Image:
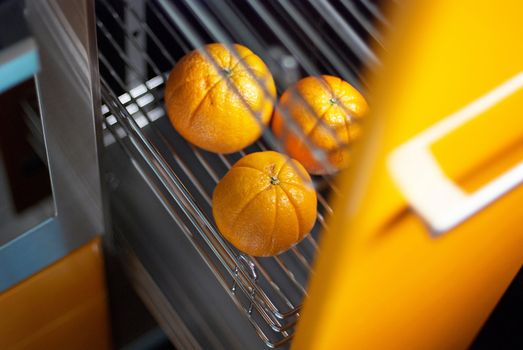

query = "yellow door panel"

[0,238,111,350]
[294,1,523,349]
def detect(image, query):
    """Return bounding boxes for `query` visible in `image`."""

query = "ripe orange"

[212,151,317,256]
[164,43,276,153]
[272,75,369,174]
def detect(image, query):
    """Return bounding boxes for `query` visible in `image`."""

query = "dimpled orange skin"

[272,75,369,174]
[164,43,276,154]
[212,151,317,257]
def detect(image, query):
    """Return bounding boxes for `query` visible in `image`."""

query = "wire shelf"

[96,0,389,347]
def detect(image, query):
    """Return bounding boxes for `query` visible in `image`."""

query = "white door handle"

[388,71,523,234]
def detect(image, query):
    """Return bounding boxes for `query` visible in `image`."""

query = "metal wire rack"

[96,0,389,347]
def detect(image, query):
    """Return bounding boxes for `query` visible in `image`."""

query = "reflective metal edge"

[0,0,104,292]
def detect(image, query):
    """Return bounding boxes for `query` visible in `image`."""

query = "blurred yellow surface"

[294,1,523,349]
[0,238,111,350]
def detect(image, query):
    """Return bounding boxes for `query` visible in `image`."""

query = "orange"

[212,151,317,256]
[272,75,369,174]
[164,43,276,153]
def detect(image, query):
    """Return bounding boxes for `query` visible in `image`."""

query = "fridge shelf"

[96,0,387,347]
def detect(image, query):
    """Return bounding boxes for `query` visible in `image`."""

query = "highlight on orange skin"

[165,43,277,154]
[272,75,369,175]
[212,151,317,256]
